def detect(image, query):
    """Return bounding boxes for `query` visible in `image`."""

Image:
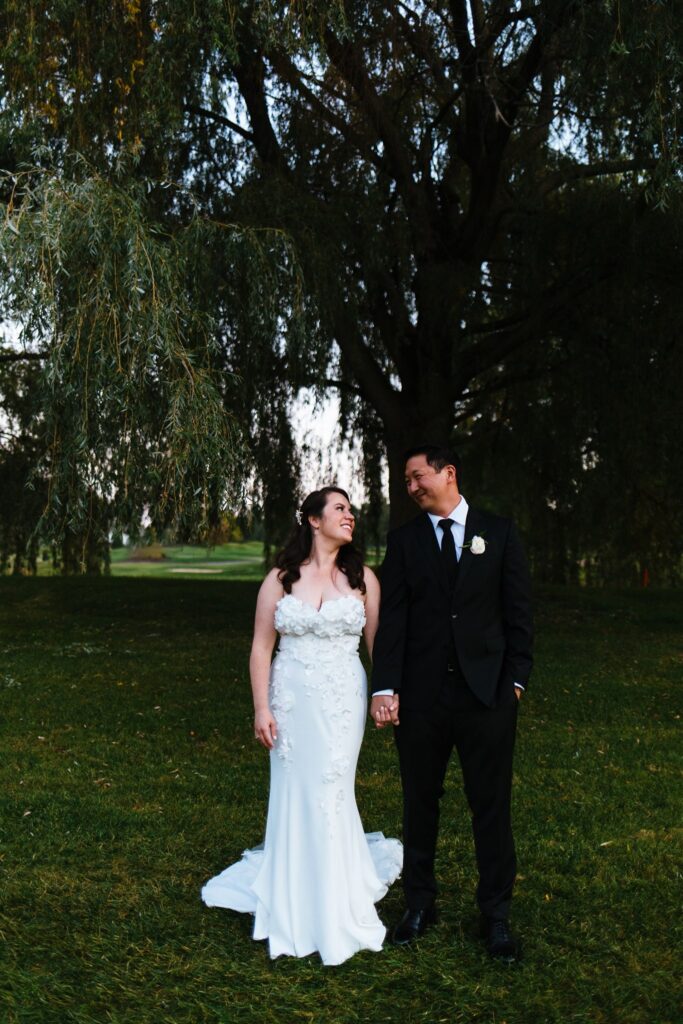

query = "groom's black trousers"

[394,669,518,921]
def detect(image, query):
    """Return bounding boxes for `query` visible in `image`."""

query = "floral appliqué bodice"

[269,595,367,773]
[274,593,366,659]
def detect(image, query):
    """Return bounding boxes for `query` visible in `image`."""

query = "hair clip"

[295,509,302,525]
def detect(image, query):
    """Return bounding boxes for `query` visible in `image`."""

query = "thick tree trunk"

[11,542,24,576]
[61,530,108,575]
[385,432,417,528]
[376,260,470,529]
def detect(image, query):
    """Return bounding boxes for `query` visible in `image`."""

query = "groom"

[370,444,533,961]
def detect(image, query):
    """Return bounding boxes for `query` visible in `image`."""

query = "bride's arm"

[249,568,281,750]
[364,565,400,728]
[361,566,381,659]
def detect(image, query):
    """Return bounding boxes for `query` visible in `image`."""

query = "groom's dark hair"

[403,444,462,485]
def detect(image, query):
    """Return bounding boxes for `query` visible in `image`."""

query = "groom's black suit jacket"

[371,507,533,709]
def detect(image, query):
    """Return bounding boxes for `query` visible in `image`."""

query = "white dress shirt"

[428,495,469,561]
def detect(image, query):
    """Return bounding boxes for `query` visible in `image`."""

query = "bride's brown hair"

[275,487,366,595]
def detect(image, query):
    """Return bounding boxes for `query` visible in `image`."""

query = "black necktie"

[439,519,458,591]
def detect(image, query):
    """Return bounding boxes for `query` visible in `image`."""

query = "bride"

[201,486,402,965]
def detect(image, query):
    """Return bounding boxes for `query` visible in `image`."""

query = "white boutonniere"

[468,535,486,555]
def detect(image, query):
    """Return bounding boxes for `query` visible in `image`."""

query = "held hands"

[370,693,400,729]
[254,708,278,749]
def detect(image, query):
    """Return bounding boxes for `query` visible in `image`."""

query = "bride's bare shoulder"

[257,567,285,601]
[362,565,380,598]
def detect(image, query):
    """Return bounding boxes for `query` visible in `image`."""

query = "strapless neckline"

[277,593,365,614]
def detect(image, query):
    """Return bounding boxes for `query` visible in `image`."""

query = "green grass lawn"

[0,580,680,1024]
[112,541,266,581]
[29,542,267,580]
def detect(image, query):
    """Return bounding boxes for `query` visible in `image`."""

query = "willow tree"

[463,184,683,585]
[1,1,681,545]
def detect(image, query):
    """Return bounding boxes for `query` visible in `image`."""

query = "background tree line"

[0,1,681,583]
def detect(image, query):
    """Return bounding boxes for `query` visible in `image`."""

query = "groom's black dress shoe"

[481,917,521,962]
[391,903,438,945]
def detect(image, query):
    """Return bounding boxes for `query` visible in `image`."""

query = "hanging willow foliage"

[0,157,250,543]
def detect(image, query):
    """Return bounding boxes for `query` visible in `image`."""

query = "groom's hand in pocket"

[370,694,400,729]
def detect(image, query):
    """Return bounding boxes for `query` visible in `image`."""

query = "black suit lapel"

[414,513,450,597]
[453,507,480,600]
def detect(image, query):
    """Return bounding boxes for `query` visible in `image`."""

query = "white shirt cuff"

[513,683,525,691]
[372,689,395,697]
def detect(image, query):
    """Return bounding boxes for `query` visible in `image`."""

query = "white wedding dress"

[201,593,402,966]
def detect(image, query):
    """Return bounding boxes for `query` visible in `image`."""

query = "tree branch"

[233,36,291,177]
[454,365,550,414]
[360,273,417,387]
[517,48,558,151]
[498,1,577,135]
[457,265,606,387]
[320,378,362,394]
[541,158,658,196]
[322,26,426,227]
[449,0,477,85]
[481,3,541,53]
[267,47,385,171]
[394,5,455,110]
[185,104,254,143]
[0,351,47,364]
[330,308,403,431]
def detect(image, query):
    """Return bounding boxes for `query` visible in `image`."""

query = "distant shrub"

[130,544,166,561]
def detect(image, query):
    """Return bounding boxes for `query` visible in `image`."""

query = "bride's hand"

[254,709,278,749]
[370,694,400,729]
